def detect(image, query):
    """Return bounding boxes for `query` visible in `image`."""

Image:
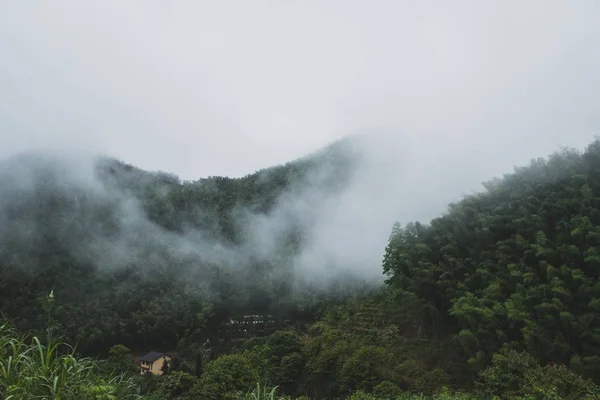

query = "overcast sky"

[1,0,599,181]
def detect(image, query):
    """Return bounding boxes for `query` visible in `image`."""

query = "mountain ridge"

[0,133,375,353]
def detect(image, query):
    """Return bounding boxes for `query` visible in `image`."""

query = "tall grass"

[237,384,477,400]
[0,322,140,400]
[238,383,285,400]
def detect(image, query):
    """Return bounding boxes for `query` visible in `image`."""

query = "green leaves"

[0,322,140,400]
[383,139,600,383]
[476,349,600,400]
[191,354,259,400]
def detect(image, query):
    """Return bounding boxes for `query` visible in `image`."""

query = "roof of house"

[139,351,168,363]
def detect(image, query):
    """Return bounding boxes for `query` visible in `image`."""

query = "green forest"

[3,137,600,399]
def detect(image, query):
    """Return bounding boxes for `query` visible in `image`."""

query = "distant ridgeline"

[0,137,362,354]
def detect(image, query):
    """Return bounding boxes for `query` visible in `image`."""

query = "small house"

[139,351,171,375]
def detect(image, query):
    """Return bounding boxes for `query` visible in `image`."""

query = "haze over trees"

[3,137,600,399]
[0,136,368,354]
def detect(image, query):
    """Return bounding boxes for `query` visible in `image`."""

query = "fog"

[1,1,599,285]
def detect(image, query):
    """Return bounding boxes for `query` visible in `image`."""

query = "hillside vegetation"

[0,137,363,355]
[383,140,600,383]
[3,138,600,398]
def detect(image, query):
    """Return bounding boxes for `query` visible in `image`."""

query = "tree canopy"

[4,137,600,398]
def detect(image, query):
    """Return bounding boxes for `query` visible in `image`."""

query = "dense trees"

[5,136,600,398]
[0,137,361,355]
[383,140,600,385]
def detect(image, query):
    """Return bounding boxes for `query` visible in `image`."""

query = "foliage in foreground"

[234,378,600,400]
[7,139,600,400]
[0,322,140,400]
[231,383,476,400]
[140,326,599,399]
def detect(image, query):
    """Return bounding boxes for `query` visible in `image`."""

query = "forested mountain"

[206,139,600,399]
[0,136,367,354]
[382,139,600,384]
[5,137,600,399]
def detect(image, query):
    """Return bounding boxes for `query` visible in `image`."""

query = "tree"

[190,354,259,400]
[476,348,600,399]
[161,358,171,375]
[107,344,135,375]
[152,370,197,399]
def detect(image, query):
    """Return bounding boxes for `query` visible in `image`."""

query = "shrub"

[0,322,140,399]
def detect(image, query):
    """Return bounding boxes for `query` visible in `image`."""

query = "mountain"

[252,139,600,399]
[5,137,600,399]
[0,136,366,353]
[382,139,600,383]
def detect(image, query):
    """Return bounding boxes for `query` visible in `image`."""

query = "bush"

[190,354,259,400]
[151,370,197,399]
[373,381,403,399]
[476,348,600,400]
[236,383,288,400]
[0,322,140,399]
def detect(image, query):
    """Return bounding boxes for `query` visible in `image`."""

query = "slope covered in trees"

[182,139,600,399]
[382,139,600,384]
[4,137,600,399]
[0,136,366,354]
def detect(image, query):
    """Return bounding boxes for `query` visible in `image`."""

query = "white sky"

[1,0,599,180]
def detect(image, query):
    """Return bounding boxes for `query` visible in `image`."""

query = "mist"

[1,1,600,291]
[0,135,389,289]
